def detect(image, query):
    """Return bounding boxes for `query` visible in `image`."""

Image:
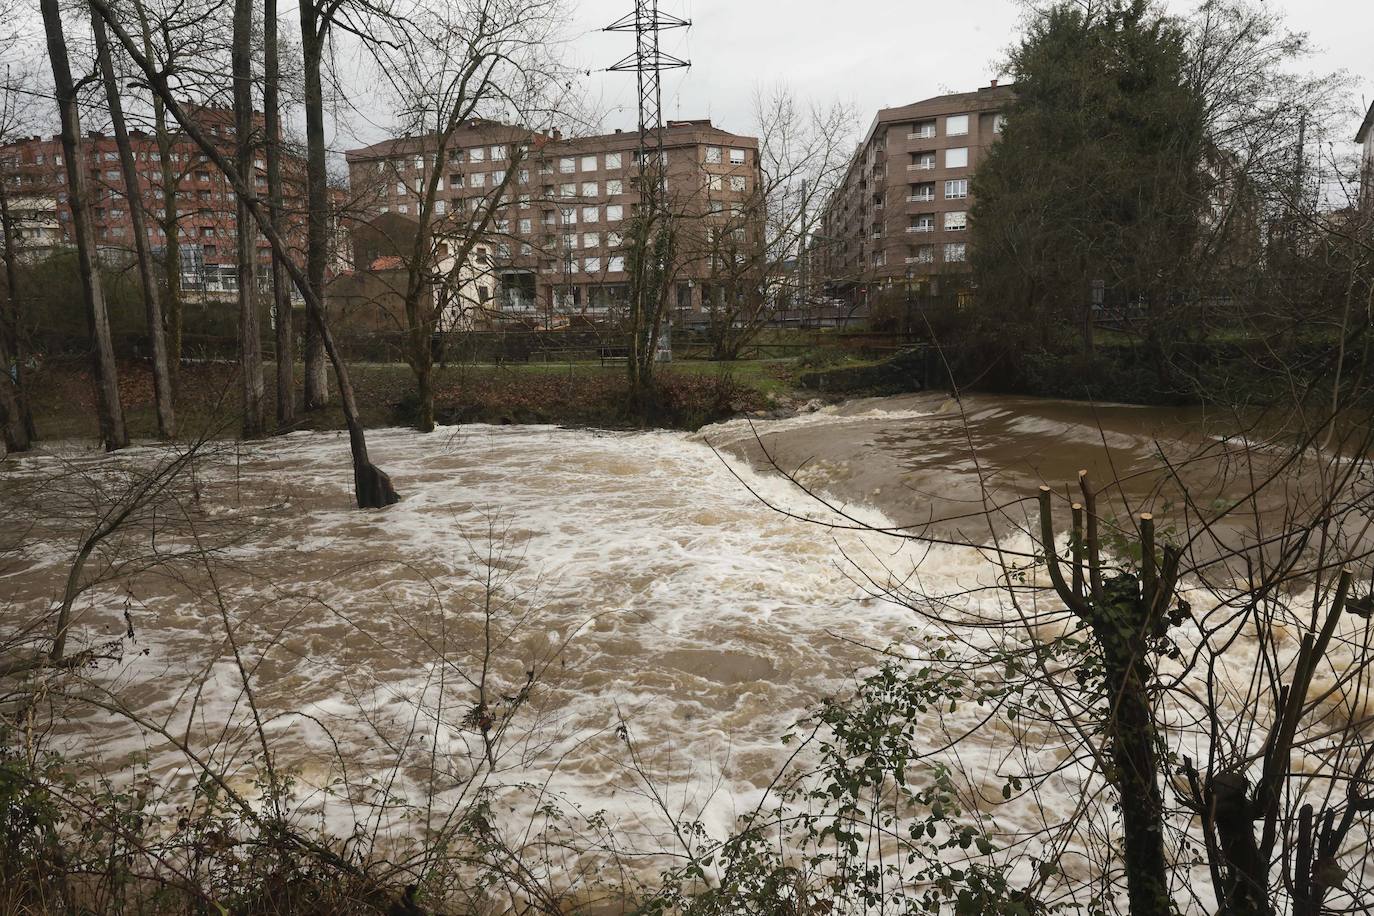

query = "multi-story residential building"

[342,117,762,326]
[0,106,309,297]
[2,196,63,261]
[816,82,1014,302]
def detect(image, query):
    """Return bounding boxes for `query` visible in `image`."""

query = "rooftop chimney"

[552,128,562,140]
[989,79,999,88]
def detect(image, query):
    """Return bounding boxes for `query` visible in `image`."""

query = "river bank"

[18,357,808,442]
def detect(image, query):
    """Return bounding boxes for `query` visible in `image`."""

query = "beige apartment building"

[816,82,1014,301]
[342,118,761,327]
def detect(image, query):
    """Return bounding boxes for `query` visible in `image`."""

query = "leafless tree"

[0,14,40,452]
[90,0,399,507]
[692,88,855,361]
[360,0,568,432]
[91,8,177,440]
[40,0,126,452]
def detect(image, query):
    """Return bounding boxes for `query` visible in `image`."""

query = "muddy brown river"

[2,393,1366,906]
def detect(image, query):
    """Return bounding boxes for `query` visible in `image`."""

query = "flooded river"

[2,392,1367,906]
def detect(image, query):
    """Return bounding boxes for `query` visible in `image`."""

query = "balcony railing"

[907,130,936,140]
[907,194,934,202]
[905,225,934,233]
[905,256,933,264]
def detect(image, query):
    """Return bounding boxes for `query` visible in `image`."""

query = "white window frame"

[944,179,969,199]
[945,147,969,169]
[945,115,969,136]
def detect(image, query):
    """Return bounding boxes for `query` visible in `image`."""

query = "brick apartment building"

[816,82,1014,302]
[0,106,308,298]
[342,117,762,327]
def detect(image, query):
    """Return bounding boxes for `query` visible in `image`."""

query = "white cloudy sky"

[544,0,1372,145]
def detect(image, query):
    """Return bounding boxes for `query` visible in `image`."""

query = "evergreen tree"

[970,0,1206,364]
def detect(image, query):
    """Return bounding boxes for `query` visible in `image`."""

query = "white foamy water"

[5,401,1369,911]
[1,420,1022,851]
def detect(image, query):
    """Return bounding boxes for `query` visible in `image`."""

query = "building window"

[398,204,408,214]
[609,255,625,272]
[945,179,969,199]
[729,148,746,164]
[519,218,531,233]
[559,182,575,197]
[912,245,934,263]
[945,147,969,168]
[910,183,935,202]
[413,155,424,170]
[492,169,505,185]
[944,210,967,231]
[606,205,623,221]
[471,147,486,162]
[414,177,423,192]
[992,113,1006,134]
[584,231,600,247]
[910,120,936,139]
[909,215,934,232]
[435,200,446,215]
[561,206,577,226]
[708,175,723,191]
[491,145,506,160]
[518,169,528,184]
[580,155,597,172]
[872,251,885,267]
[583,206,599,223]
[450,173,463,187]
[705,146,722,164]
[396,181,406,194]
[471,172,486,187]
[559,157,575,173]
[945,115,969,136]
[448,149,463,163]
[582,181,598,196]
[606,152,623,169]
[584,256,601,273]
[606,178,623,195]
[608,231,622,247]
[944,242,967,262]
[729,175,747,192]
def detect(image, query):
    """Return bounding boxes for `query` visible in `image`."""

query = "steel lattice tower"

[605,1,689,213]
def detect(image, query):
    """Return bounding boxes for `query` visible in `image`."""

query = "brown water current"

[1,393,1368,898]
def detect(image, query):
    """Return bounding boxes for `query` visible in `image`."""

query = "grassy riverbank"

[21,357,798,441]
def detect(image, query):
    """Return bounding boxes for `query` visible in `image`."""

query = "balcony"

[904,256,933,265]
[906,130,936,141]
[907,194,934,203]
[905,225,934,233]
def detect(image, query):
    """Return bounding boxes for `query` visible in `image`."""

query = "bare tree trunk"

[92,8,176,440]
[299,6,329,411]
[90,0,396,506]
[42,0,126,451]
[405,282,435,433]
[0,178,34,452]
[233,0,265,437]
[263,0,293,429]
[134,0,182,392]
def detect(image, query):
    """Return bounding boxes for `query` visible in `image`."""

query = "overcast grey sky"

[551,0,1372,144]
